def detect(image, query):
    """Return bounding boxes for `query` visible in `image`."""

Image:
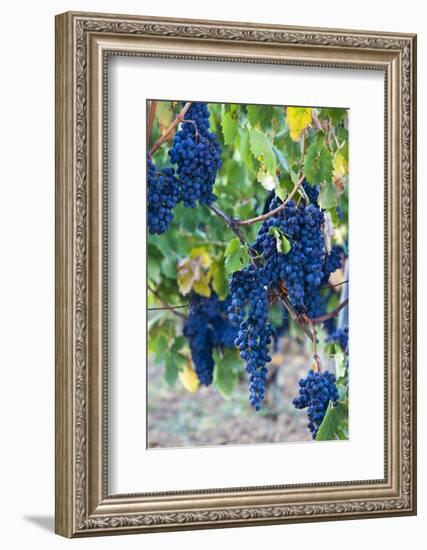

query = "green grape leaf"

[211,261,229,300]
[249,128,276,176]
[319,108,347,125]
[319,180,338,210]
[147,256,161,284]
[281,133,301,168]
[224,241,251,274]
[161,256,176,279]
[154,334,169,366]
[316,401,349,441]
[224,251,242,274]
[329,205,339,226]
[213,350,239,397]
[269,227,291,254]
[275,175,294,201]
[239,245,251,268]
[171,336,186,353]
[303,138,333,184]
[222,111,238,145]
[272,144,290,172]
[164,354,179,387]
[247,104,274,128]
[224,237,241,257]
[239,128,258,176]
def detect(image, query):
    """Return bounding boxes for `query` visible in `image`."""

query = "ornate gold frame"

[55,11,417,537]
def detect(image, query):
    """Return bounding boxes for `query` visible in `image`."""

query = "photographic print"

[147,100,349,448]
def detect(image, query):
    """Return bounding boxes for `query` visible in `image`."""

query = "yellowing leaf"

[333,150,348,179]
[177,250,212,296]
[193,270,212,297]
[286,107,312,141]
[177,264,195,295]
[190,247,212,268]
[179,364,199,393]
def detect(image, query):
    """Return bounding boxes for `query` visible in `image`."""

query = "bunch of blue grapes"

[253,196,341,318]
[327,325,349,355]
[229,269,273,410]
[183,292,238,386]
[229,191,342,410]
[169,103,222,207]
[147,158,181,234]
[302,180,319,205]
[292,370,339,438]
[323,245,343,283]
[229,267,274,410]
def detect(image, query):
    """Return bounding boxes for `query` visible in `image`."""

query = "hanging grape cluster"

[327,325,349,355]
[147,159,181,235]
[229,267,274,410]
[147,102,221,235]
[169,103,222,207]
[183,292,238,386]
[292,370,339,438]
[228,189,342,410]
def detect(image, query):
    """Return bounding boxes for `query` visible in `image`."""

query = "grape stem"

[147,100,157,146]
[149,102,192,156]
[148,305,187,311]
[323,279,348,290]
[303,314,322,371]
[147,285,187,320]
[237,173,305,227]
[207,203,258,266]
[275,292,314,342]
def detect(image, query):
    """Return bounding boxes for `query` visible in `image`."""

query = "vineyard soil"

[147,343,316,448]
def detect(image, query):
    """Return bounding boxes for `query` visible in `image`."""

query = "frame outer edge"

[55,12,76,538]
[54,10,417,537]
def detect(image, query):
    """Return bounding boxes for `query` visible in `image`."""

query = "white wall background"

[0,1,424,548]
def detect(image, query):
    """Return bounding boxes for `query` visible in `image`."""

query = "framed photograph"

[55,11,417,537]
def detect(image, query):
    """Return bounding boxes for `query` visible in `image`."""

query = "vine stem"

[148,305,187,311]
[302,314,322,371]
[147,100,157,145]
[147,285,186,320]
[237,173,305,227]
[207,203,258,266]
[324,279,348,290]
[149,102,192,156]
[309,297,349,324]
